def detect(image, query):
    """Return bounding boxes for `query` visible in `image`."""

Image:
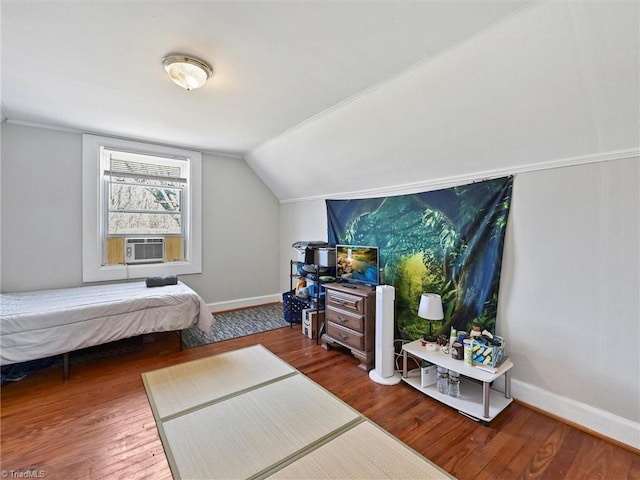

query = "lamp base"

[368,370,402,385]
[423,334,437,343]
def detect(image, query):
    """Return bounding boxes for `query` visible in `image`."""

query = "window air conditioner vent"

[124,237,164,264]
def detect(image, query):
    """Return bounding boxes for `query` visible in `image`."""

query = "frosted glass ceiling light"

[162,54,213,91]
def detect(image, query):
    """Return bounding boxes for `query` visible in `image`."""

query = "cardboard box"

[421,363,437,388]
[315,248,336,267]
[302,308,325,339]
[295,248,336,267]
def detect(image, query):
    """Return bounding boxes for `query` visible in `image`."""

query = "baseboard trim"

[206,294,282,314]
[511,379,640,451]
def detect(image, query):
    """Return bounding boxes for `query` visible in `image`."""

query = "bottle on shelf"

[448,371,460,398]
[436,366,449,394]
[449,328,457,349]
[451,341,463,361]
[463,339,473,365]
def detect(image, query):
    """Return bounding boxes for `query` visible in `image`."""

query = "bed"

[0,281,213,378]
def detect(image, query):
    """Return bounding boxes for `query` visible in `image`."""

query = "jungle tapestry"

[326,176,512,340]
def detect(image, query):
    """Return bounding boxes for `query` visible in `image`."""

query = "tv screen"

[335,245,379,286]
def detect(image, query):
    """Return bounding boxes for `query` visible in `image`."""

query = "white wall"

[279,158,640,449]
[499,158,639,448]
[189,149,281,310]
[0,123,281,310]
[279,200,328,293]
[1,124,83,290]
[0,119,4,293]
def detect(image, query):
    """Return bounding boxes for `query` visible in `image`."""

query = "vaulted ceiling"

[2,1,639,201]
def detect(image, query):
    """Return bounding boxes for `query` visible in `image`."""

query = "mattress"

[0,281,213,365]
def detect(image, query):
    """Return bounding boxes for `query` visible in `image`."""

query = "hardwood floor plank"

[563,434,639,480]
[1,327,638,480]
[540,428,586,480]
[485,412,561,479]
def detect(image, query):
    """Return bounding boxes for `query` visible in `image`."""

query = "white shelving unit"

[401,339,513,422]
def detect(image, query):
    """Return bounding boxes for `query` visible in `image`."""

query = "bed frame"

[1,281,213,380]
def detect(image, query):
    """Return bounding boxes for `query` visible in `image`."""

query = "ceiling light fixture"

[162,54,213,91]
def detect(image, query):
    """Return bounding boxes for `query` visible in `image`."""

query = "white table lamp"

[418,293,444,342]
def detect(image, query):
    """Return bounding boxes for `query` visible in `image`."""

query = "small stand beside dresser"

[401,339,513,422]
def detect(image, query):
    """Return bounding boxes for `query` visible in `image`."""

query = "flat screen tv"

[335,245,380,286]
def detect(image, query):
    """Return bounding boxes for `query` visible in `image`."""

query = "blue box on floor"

[282,290,310,323]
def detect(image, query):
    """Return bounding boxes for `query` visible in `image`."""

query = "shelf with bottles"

[401,339,513,422]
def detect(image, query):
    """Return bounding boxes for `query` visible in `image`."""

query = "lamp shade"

[162,54,213,91]
[417,293,444,320]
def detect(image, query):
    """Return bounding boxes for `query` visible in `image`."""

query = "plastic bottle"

[436,367,448,394]
[449,328,457,349]
[463,339,473,366]
[448,371,460,398]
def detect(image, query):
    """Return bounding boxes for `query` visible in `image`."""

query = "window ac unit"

[124,238,165,264]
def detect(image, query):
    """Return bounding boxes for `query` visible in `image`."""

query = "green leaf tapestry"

[326,176,513,340]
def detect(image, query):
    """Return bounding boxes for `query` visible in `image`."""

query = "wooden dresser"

[321,283,376,371]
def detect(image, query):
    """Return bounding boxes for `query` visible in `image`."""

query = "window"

[103,150,186,236]
[83,135,202,282]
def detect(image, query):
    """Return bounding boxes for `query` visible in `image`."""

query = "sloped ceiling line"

[246,1,640,202]
[278,148,640,204]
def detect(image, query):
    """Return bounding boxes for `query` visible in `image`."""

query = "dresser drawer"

[326,322,364,351]
[326,289,365,314]
[326,307,364,332]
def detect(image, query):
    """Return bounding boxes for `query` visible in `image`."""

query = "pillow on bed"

[145,275,178,288]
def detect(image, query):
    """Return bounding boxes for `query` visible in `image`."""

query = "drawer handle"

[338,316,349,324]
[336,298,346,305]
[338,333,349,341]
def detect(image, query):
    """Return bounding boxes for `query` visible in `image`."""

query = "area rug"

[180,304,288,348]
[142,344,455,480]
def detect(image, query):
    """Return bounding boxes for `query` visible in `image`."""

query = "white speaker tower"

[369,285,402,385]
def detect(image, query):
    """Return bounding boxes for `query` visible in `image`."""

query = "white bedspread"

[0,281,213,365]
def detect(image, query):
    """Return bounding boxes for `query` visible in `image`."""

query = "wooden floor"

[1,327,638,480]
